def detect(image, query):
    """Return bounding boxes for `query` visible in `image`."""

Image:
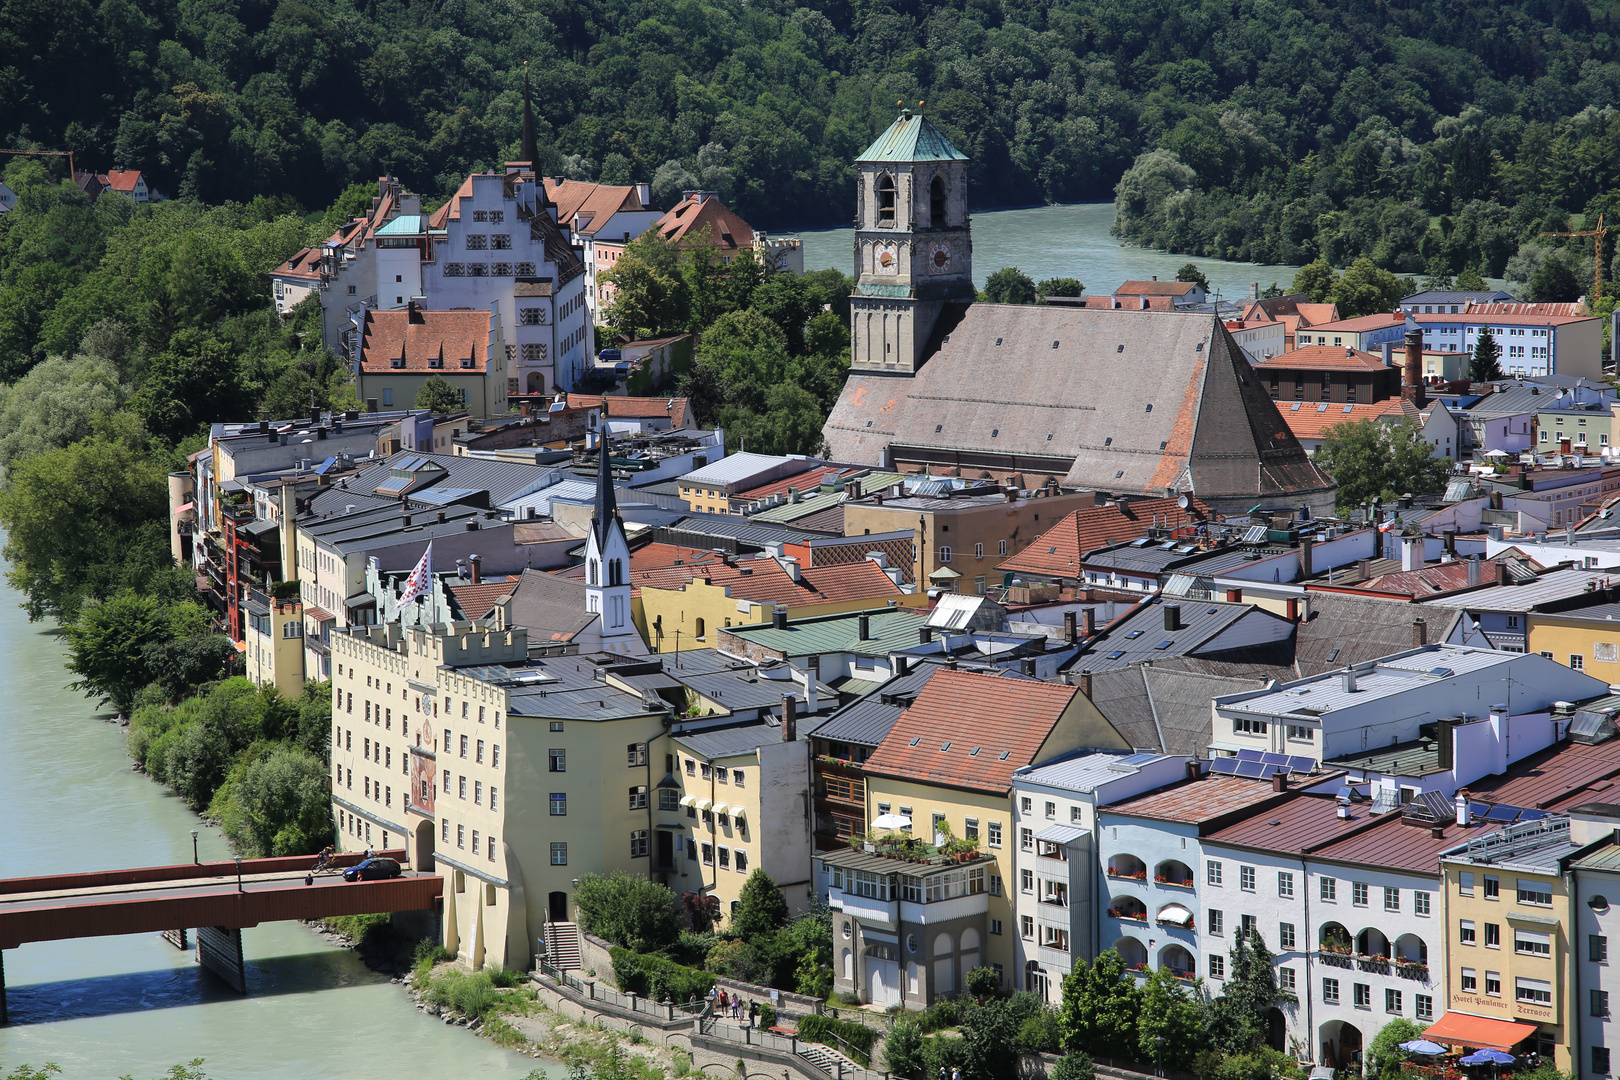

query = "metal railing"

[536,962,709,1022]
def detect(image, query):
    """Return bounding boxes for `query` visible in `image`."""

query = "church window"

[695,617,707,639]
[930,175,947,225]
[588,560,598,586]
[876,174,896,226]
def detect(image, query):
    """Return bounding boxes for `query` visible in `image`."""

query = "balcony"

[1357,955,1391,975]
[1108,897,1148,923]
[1396,960,1430,981]
[1154,860,1194,889]
[1319,950,1353,969]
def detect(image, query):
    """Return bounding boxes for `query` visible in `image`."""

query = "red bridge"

[0,850,441,1022]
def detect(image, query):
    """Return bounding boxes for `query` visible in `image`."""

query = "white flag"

[399,542,433,604]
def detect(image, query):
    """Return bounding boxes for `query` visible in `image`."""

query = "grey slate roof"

[341,451,556,507]
[1014,750,1179,793]
[822,306,1334,504]
[1061,597,1289,674]
[501,568,598,642]
[1294,594,1432,677]
[1085,665,1270,757]
[661,514,822,547]
[1416,568,1618,610]
[1464,385,1577,418]
[808,661,949,748]
[671,720,788,759]
[1402,290,1515,307]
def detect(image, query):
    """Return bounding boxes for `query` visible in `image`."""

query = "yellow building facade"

[1528,611,1620,684]
[635,579,928,653]
[244,593,307,699]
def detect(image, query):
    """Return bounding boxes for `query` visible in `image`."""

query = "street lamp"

[191,829,199,865]
[235,855,243,893]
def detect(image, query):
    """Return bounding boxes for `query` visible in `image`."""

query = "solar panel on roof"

[1288,756,1318,773]
[1119,753,1158,766]
[1261,764,1287,778]
[1519,808,1547,821]
[1262,753,1290,766]
[1236,749,1264,762]
[1486,805,1519,822]
[1242,525,1269,543]
[1209,758,1239,774]
[1235,760,1266,777]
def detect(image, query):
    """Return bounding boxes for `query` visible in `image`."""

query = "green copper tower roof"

[857,110,969,163]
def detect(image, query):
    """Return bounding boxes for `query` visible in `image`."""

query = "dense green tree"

[1317,418,1454,510]
[960,998,1021,1080]
[1175,264,1209,292]
[730,868,790,940]
[1037,278,1084,299]
[1330,258,1407,319]
[1291,260,1338,304]
[413,375,462,413]
[131,330,249,442]
[1366,1019,1425,1080]
[572,872,682,953]
[884,1019,926,1079]
[1049,1052,1095,1080]
[1136,968,1205,1071]
[1203,932,1293,1056]
[1472,329,1504,381]
[0,353,125,479]
[984,268,1037,305]
[1456,268,1490,291]
[1058,950,1141,1062]
[214,744,335,856]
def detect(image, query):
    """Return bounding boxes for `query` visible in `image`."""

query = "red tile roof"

[1414,309,1595,327]
[1475,738,1620,811]
[1113,280,1198,297]
[357,307,493,374]
[566,393,690,430]
[798,560,905,603]
[1255,345,1392,372]
[447,578,519,619]
[103,169,144,194]
[630,543,723,572]
[863,669,1081,793]
[731,465,851,501]
[1305,312,1407,334]
[997,497,1219,578]
[637,554,901,607]
[272,247,322,282]
[1276,398,1413,441]
[655,194,754,251]
[1462,302,1588,318]
[544,179,652,235]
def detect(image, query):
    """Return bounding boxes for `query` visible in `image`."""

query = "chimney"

[311,405,322,426]
[1413,617,1428,647]
[857,614,871,641]
[849,480,862,500]
[1300,536,1314,578]
[436,510,446,523]
[1186,760,1201,781]
[1455,790,1471,827]
[1064,610,1078,643]
[469,553,482,585]
[1021,656,1038,677]
[1496,559,1510,586]
[1437,718,1456,770]
[1404,328,1426,407]
[1079,669,1093,699]
[1164,604,1182,631]
[781,695,797,742]
[1400,534,1421,572]
[1381,342,1395,368]
[773,608,787,630]
[1444,530,1457,555]
[1357,557,1371,580]
[1341,670,1357,693]
[1467,557,1481,587]
[1286,597,1300,621]
[1082,607,1096,637]
[1272,771,1288,792]
[780,556,801,582]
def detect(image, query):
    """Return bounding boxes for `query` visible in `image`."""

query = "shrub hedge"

[796,1014,876,1066]
[609,945,714,1002]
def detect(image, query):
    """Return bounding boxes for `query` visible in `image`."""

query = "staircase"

[542,921,582,970]
[797,1043,859,1078]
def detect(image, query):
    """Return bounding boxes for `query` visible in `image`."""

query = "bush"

[916,998,965,1034]
[884,1018,926,1079]
[920,1034,968,1079]
[413,939,454,979]
[759,1002,777,1028]
[575,873,683,953]
[796,1014,877,1066]
[966,966,1001,1000]
[704,938,774,986]
[609,946,713,1002]
[1050,1052,1095,1080]
[1016,1012,1064,1055]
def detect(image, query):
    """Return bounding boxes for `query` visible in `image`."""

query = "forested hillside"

[5,0,1619,244]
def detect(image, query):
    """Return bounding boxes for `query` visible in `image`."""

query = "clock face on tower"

[929,242,952,274]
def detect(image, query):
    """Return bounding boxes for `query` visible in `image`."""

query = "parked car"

[598,348,622,364]
[343,857,401,882]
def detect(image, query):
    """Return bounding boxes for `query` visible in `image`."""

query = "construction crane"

[1541,212,1608,302]
[0,148,77,184]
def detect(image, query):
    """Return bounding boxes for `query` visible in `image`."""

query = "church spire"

[521,61,538,167]
[592,397,618,546]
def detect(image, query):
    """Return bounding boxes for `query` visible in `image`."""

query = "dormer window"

[390,357,405,369]
[460,357,474,368]
[429,357,444,369]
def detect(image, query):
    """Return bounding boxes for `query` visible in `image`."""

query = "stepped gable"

[823,304,1334,507]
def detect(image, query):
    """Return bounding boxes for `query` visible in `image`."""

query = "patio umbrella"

[1481,450,1510,458]
[1460,1050,1514,1066]
[1401,1041,1448,1056]
[870,813,912,830]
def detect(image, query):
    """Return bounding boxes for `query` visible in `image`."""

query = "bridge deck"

[0,851,442,950]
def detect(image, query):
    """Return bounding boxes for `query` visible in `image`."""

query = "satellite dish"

[1177,495,1190,509]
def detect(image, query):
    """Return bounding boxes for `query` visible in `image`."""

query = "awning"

[1156,904,1194,927]
[712,803,731,816]
[871,813,912,830]
[1035,823,1087,844]
[679,795,697,807]
[695,798,712,811]
[174,501,195,515]
[730,805,745,819]
[1423,1012,1540,1051]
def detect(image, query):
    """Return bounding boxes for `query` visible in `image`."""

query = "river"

[796,201,1302,303]
[0,569,553,1079]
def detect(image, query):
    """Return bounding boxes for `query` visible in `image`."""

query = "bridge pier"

[197,926,246,994]
[162,927,190,950]
[1,947,8,1025]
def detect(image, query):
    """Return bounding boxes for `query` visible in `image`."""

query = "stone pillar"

[196,925,247,994]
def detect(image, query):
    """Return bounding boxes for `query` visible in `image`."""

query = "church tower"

[584,419,634,646]
[849,108,975,375]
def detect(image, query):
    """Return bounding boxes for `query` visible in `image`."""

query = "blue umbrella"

[1402,1041,1449,1056]
[1460,1050,1515,1066]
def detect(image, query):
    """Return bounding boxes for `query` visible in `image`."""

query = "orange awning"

[1423,1012,1540,1051]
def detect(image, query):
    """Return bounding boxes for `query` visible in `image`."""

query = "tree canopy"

[1316,418,1455,511]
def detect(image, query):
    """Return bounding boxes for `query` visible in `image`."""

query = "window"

[1462,968,1478,991]
[1323,978,1340,1004]
[1321,877,1336,901]
[1460,920,1476,945]
[1233,718,1268,735]
[999,540,1008,556]
[1209,955,1225,980]
[627,742,647,766]
[550,792,567,815]
[471,830,479,855]
[1415,891,1431,915]
[1280,967,1296,992]
[441,817,449,842]
[1020,797,1033,813]
[701,843,714,865]
[991,919,1003,935]
[549,749,566,772]
[1573,654,1585,670]
[735,849,748,873]
[1286,725,1311,741]
[1485,922,1500,948]
[1208,860,1223,885]
[1416,994,1433,1021]
[629,786,647,809]
[1354,983,1371,1008]
[1044,801,1056,819]
[1240,866,1256,891]
[1594,1047,1611,1075]
[684,758,696,775]
[1071,806,1083,822]
[1280,922,1296,949]
[1386,988,1402,1013]
[1460,871,1475,896]
[939,546,952,563]
[1209,909,1224,935]
[490,787,498,811]
[1384,887,1400,911]
[1279,872,1294,898]
[630,830,649,858]
[457,824,465,849]
[1020,916,1034,939]
[990,875,1002,896]
[732,769,744,786]
[472,781,480,804]
[458,776,466,799]
[1353,881,1369,906]
[1484,875,1499,899]
[1518,880,1553,906]
[988,821,1002,848]
[1020,827,1034,851]
[1596,990,1611,1018]
[551,842,567,865]
[965,818,979,841]
[1514,929,1552,956]
[1594,935,1609,963]
[974,543,984,559]
[1021,869,1034,893]
[1516,977,1552,1004]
